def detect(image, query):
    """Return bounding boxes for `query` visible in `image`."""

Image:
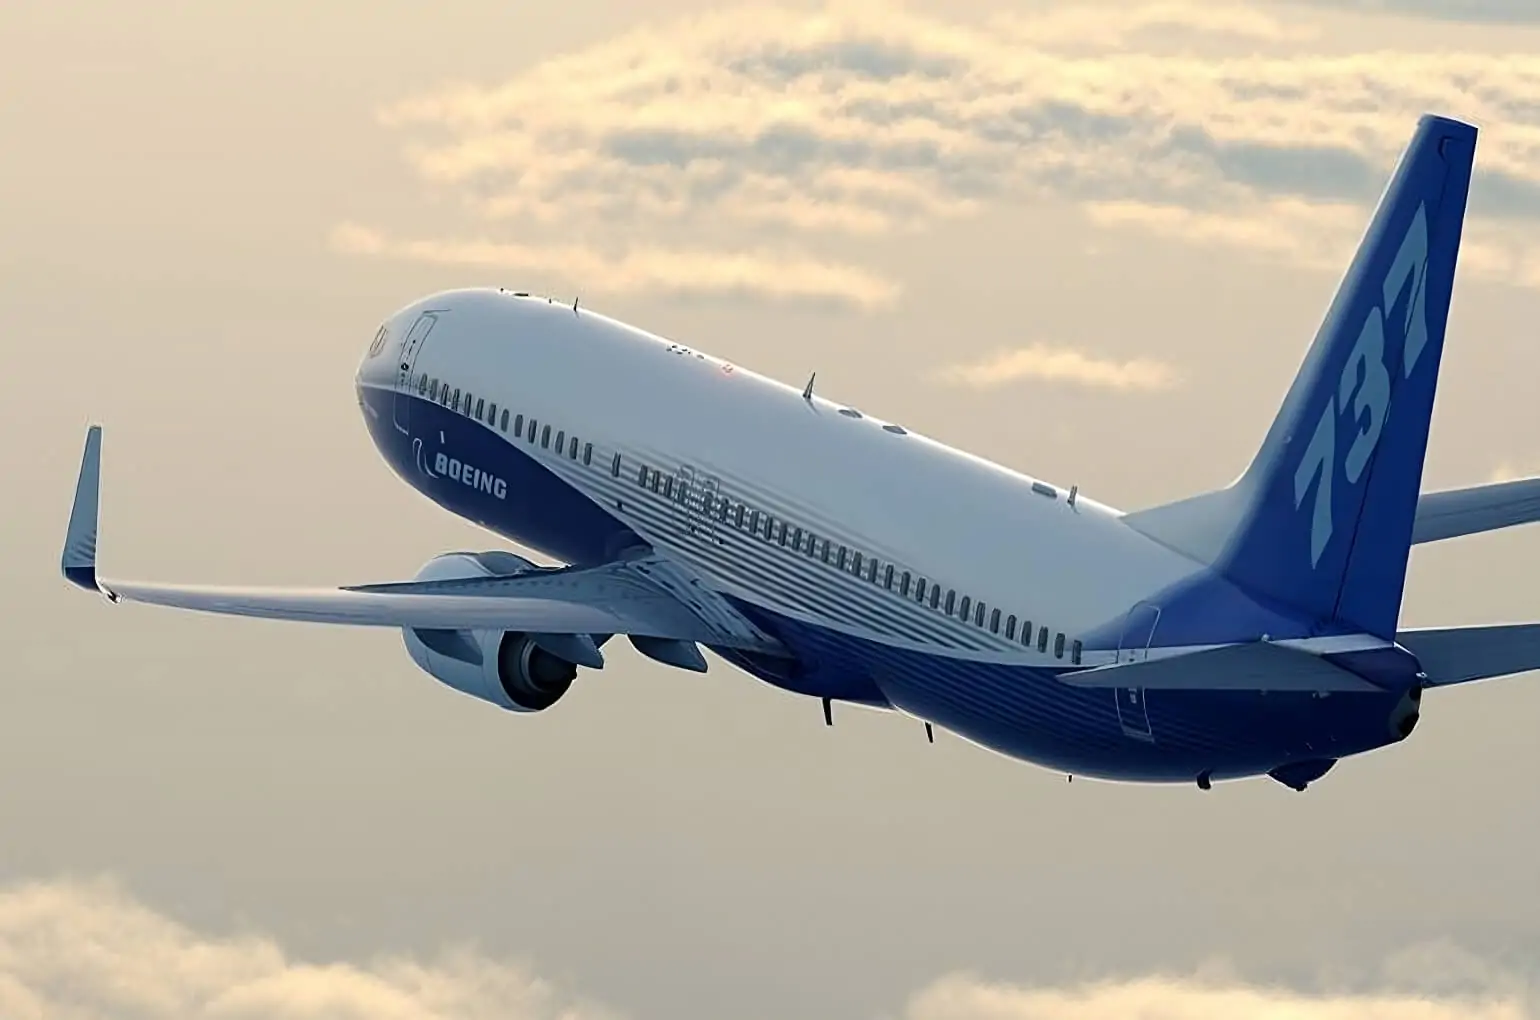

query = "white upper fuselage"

[356,288,1203,668]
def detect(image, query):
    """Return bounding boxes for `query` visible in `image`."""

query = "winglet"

[61,425,103,592]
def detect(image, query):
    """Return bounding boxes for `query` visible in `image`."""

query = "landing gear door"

[393,312,439,435]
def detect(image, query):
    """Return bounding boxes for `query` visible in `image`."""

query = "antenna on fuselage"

[572,296,580,316]
[802,372,817,402]
[924,722,934,744]
[822,697,832,726]
[1068,484,1079,509]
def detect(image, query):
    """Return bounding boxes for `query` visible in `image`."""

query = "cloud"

[1,877,1535,1020]
[0,877,618,1020]
[330,223,899,309]
[341,0,1540,306]
[906,970,1535,1020]
[936,344,1180,391]
[1296,1,1540,24]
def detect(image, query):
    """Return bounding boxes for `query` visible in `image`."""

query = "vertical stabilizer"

[1125,115,1476,639]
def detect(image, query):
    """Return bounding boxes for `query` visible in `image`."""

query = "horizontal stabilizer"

[1410,476,1540,544]
[1061,641,1386,692]
[1398,623,1540,686]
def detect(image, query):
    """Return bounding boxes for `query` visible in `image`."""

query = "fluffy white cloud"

[937,344,1180,391]
[0,878,1533,1020]
[907,971,1534,1020]
[339,0,1540,309]
[0,878,617,1020]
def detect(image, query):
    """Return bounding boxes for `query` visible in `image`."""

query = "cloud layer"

[340,0,1540,315]
[937,345,1180,391]
[0,879,616,1020]
[907,970,1534,1020]
[0,878,1533,1020]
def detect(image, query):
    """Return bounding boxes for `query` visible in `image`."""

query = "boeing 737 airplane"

[61,114,1540,790]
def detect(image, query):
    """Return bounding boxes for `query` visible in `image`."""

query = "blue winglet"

[62,425,103,592]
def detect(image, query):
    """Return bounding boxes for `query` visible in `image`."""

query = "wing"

[61,426,781,654]
[1412,477,1540,544]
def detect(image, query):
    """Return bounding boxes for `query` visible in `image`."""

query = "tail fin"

[1125,114,1476,639]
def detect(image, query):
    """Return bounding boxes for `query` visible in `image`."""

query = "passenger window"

[945,590,956,615]
[851,552,862,575]
[528,419,538,444]
[665,475,675,499]
[1054,632,1066,659]
[1038,627,1049,653]
[417,375,428,395]
[467,394,476,416]
[929,586,941,610]
[1005,614,1016,639]
[487,402,497,424]
[749,510,760,533]
[778,522,789,546]
[501,408,509,431]
[555,430,564,452]
[914,578,926,601]
[1071,639,1083,665]
[1021,621,1033,646]
[959,595,971,620]
[636,465,647,486]
[837,546,848,570]
[569,437,579,460]
[735,505,746,527]
[475,398,485,420]
[977,603,988,628]
[429,379,439,400]
[612,452,622,477]
[514,414,524,438]
[541,425,551,448]
[866,559,878,583]
[452,388,461,410]
[884,565,894,589]
[583,442,592,465]
[792,527,803,549]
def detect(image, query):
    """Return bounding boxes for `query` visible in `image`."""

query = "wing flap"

[1060,641,1386,692]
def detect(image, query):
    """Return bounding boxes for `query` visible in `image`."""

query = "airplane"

[60,113,1540,791]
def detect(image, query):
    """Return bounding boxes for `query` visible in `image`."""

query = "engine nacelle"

[400,551,581,713]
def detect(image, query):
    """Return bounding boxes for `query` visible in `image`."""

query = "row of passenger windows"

[632,465,1083,663]
[423,375,627,478]
[424,374,1081,664]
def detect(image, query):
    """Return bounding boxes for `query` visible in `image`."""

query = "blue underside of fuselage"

[360,385,1404,783]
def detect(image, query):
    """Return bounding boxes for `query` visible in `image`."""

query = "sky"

[3,0,1540,1017]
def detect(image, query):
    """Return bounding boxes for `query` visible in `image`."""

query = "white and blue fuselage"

[353,288,1406,785]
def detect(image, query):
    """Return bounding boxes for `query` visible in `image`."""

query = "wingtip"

[61,425,103,592]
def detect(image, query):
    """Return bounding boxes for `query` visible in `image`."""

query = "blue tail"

[1125,114,1476,640]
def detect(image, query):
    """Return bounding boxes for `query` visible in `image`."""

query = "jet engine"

[400,551,590,712]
